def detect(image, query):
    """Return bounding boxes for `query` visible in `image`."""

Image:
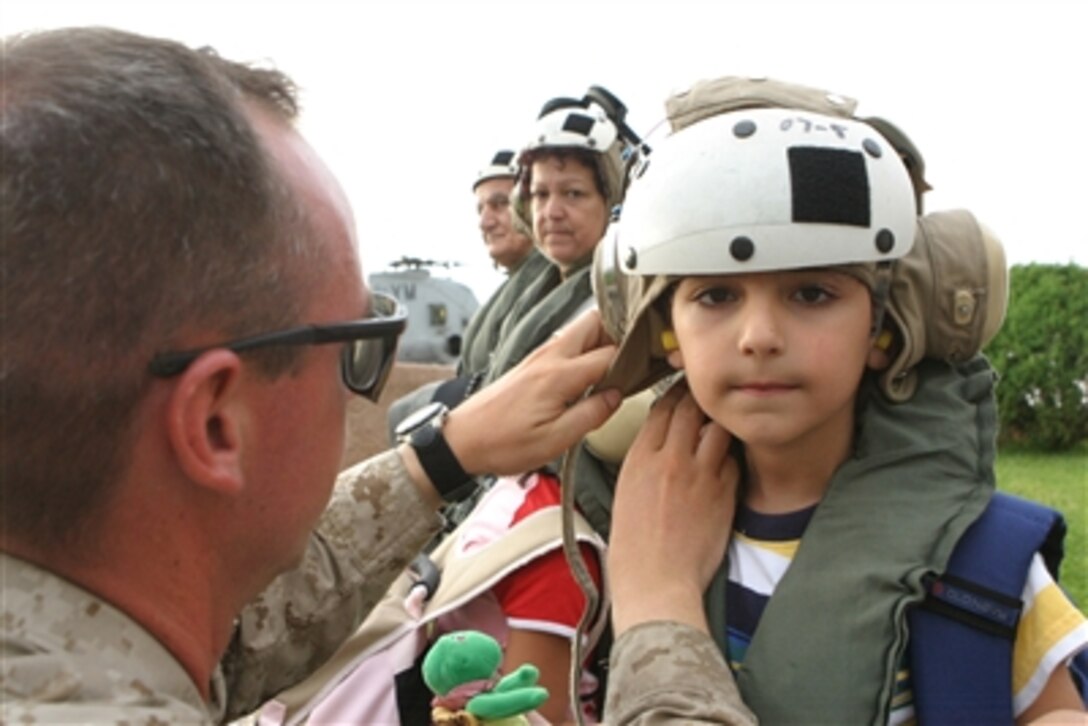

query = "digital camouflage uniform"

[1,449,443,724]
[605,621,756,726]
[2,554,211,724]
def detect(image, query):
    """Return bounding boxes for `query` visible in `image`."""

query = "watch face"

[395,401,446,439]
[410,420,441,448]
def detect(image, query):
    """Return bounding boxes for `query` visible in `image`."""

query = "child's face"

[668,268,884,452]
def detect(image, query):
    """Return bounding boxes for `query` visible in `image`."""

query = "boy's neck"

[743,438,852,515]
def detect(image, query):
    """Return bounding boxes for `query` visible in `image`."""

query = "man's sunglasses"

[148,291,407,402]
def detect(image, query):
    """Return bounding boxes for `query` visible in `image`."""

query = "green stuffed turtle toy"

[422,630,550,725]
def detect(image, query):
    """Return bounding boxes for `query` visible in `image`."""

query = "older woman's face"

[529,155,609,273]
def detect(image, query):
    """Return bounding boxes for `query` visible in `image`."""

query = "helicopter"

[368,256,479,365]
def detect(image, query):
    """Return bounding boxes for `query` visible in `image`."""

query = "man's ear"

[164,350,247,495]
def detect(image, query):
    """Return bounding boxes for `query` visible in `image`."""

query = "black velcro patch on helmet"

[789,147,870,227]
[562,113,596,137]
[492,150,515,165]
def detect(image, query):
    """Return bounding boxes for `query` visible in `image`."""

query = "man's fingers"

[695,422,733,470]
[632,383,685,451]
[663,390,707,452]
[548,388,623,450]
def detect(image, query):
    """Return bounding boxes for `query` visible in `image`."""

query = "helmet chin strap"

[869,260,895,340]
[560,433,602,726]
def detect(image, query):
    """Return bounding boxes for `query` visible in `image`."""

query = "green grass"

[995,445,1088,610]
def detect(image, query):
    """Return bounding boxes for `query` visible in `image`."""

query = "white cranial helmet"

[517,86,649,218]
[531,96,620,155]
[472,149,518,191]
[617,106,913,276]
[618,107,917,276]
[590,105,921,401]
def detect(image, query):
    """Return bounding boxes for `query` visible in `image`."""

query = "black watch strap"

[409,417,476,503]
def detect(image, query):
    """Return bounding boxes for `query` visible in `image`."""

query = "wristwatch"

[395,402,476,503]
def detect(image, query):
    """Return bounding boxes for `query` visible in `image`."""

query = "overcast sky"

[6,0,1086,302]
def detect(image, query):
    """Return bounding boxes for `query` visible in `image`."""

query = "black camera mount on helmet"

[587,84,651,161]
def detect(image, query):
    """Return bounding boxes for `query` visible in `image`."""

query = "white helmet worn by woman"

[512,86,650,234]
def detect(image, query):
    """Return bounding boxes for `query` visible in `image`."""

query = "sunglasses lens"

[344,334,397,401]
[341,291,404,400]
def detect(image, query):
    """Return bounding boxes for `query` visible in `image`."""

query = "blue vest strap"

[909,492,1067,726]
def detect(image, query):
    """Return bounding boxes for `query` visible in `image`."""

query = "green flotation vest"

[458,249,550,377]
[575,355,998,725]
[484,262,594,385]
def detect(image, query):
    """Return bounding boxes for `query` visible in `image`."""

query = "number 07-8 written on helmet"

[616,107,917,277]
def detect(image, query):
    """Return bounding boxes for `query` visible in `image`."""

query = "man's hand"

[608,382,739,636]
[443,309,621,477]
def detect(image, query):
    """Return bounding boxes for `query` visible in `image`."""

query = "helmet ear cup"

[591,231,633,345]
[589,237,678,398]
[880,209,1008,402]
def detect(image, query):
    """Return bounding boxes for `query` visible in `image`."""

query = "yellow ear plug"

[661,329,678,352]
[876,329,894,351]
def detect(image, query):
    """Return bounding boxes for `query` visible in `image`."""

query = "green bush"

[996,445,1087,610]
[985,264,1088,451]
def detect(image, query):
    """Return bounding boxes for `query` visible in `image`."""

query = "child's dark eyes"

[694,287,736,306]
[793,285,835,304]
[690,284,835,307]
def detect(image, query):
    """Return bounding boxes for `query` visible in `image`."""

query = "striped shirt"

[725,502,1088,724]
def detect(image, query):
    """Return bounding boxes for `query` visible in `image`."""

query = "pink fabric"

[455,473,540,554]
[430,676,499,710]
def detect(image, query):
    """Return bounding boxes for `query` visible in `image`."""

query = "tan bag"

[247,502,606,725]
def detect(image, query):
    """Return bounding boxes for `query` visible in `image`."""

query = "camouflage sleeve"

[604,621,758,726]
[218,449,443,720]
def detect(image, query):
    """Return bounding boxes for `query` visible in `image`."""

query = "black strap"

[918,571,1022,640]
[410,421,475,503]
